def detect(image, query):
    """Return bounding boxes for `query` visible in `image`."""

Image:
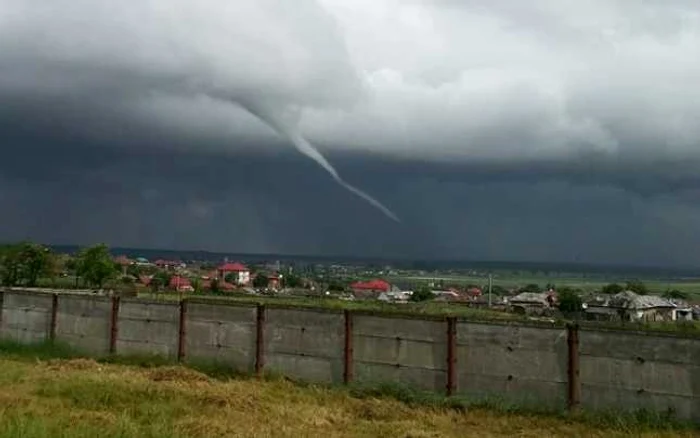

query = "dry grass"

[0,357,695,438]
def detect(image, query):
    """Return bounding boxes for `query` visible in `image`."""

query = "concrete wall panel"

[264,308,344,384]
[456,322,568,407]
[353,315,447,392]
[580,330,700,422]
[54,295,111,355]
[0,292,53,343]
[116,301,179,358]
[185,302,256,372]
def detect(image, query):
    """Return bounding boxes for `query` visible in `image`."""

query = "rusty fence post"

[446,317,457,396]
[255,304,266,378]
[343,309,354,385]
[567,323,581,411]
[109,296,120,355]
[49,293,59,342]
[177,299,188,362]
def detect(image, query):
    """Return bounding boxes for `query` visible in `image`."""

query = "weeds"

[0,340,696,436]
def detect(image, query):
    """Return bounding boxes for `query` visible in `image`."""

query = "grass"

[139,291,528,322]
[0,341,697,438]
[387,274,700,298]
[139,291,700,337]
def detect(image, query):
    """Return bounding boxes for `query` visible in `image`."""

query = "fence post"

[446,317,457,396]
[109,296,120,355]
[0,290,4,329]
[49,293,59,342]
[343,309,354,384]
[177,299,188,362]
[255,304,266,378]
[567,323,581,411]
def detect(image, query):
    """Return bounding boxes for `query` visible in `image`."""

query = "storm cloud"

[2,1,700,265]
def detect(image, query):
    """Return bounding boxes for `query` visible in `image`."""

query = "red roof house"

[217,262,250,285]
[350,279,391,293]
[139,275,153,286]
[114,255,132,266]
[218,262,248,272]
[169,276,193,292]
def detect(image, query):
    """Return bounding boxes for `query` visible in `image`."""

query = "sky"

[1,0,700,266]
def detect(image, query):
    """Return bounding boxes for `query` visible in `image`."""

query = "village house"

[217,262,250,286]
[169,275,194,293]
[114,255,132,276]
[432,290,461,302]
[508,292,555,315]
[584,291,676,322]
[377,290,411,303]
[155,260,186,270]
[351,279,391,293]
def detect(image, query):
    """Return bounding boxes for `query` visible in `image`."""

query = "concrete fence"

[0,289,699,423]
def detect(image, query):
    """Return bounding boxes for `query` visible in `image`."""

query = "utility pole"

[488,273,493,307]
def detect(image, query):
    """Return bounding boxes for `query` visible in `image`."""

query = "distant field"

[388,274,700,296]
[36,271,700,297]
[0,353,693,438]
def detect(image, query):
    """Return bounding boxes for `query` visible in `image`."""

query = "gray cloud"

[2,1,700,265]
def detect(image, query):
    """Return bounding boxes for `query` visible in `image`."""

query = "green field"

[388,274,700,297]
[0,342,695,438]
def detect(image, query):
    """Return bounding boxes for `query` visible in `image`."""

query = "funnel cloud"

[238,100,400,222]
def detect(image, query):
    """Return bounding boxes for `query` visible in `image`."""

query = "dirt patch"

[46,358,102,372]
[148,366,211,383]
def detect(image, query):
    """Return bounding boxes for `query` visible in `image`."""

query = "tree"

[253,273,269,289]
[191,278,202,293]
[284,273,303,288]
[411,286,434,302]
[558,288,583,314]
[210,278,221,294]
[224,273,238,285]
[662,289,688,300]
[18,242,53,287]
[327,281,346,292]
[0,242,53,287]
[519,283,541,293]
[484,284,508,296]
[601,283,623,295]
[151,271,172,291]
[76,244,117,289]
[0,244,23,286]
[625,280,648,295]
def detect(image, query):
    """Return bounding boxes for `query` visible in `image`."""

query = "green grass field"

[387,274,700,297]
[0,342,695,438]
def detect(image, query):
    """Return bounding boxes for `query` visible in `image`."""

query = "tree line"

[0,242,117,289]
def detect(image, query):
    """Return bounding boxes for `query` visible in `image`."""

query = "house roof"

[218,262,248,272]
[351,279,391,291]
[510,292,550,305]
[169,276,191,288]
[609,291,675,309]
[114,255,131,266]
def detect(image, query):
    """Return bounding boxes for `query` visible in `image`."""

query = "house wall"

[1,289,700,423]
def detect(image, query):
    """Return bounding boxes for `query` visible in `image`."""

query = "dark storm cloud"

[2,1,700,265]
